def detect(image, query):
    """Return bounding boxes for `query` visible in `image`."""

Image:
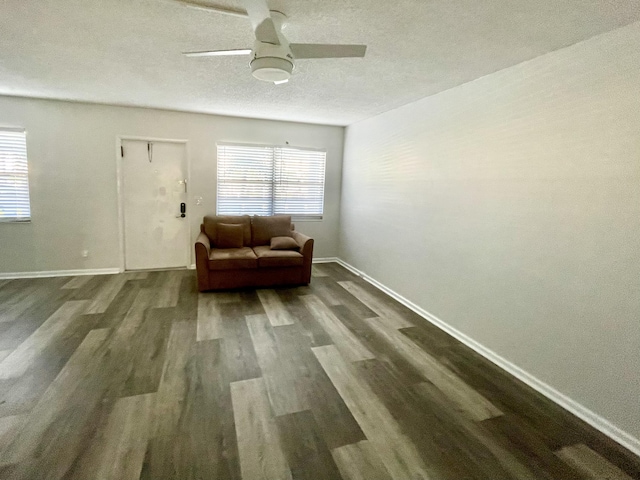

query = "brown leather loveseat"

[195,214,314,291]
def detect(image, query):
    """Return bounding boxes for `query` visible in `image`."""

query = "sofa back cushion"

[202,215,251,247]
[251,215,293,246]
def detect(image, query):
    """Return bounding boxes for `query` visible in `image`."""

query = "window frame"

[0,127,32,223]
[216,142,326,221]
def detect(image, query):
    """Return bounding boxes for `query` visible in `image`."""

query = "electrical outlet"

[195,196,203,206]
[81,250,89,258]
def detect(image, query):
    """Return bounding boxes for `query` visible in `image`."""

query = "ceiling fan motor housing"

[250,41,294,82]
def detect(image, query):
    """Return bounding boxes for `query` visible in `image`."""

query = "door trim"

[115,136,191,272]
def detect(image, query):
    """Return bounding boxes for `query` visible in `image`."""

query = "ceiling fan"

[175,0,367,84]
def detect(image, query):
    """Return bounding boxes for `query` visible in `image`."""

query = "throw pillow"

[203,215,251,246]
[270,236,299,250]
[216,223,244,249]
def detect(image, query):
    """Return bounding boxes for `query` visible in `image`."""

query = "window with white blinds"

[0,128,31,222]
[217,144,325,219]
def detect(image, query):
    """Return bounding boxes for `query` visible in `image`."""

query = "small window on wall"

[0,128,31,222]
[217,143,326,220]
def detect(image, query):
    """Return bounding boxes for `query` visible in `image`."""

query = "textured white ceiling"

[1,0,639,125]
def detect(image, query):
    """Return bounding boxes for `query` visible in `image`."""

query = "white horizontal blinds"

[0,129,31,222]
[273,147,325,217]
[217,144,274,215]
[217,143,326,218]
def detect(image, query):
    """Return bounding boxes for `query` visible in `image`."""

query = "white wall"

[340,22,640,445]
[0,97,344,273]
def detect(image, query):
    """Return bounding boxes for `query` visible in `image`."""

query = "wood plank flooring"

[0,264,638,479]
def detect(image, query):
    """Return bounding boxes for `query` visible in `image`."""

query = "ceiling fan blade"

[289,44,367,59]
[170,0,247,18]
[242,0,280,44]
[183,49,252,57]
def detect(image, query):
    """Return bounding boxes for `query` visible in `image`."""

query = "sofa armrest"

[292,231,314,284]
[292,231,312,252]
[196,231,210,257]
[195,232,211,291]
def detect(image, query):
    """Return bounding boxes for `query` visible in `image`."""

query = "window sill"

[0,219,31,224]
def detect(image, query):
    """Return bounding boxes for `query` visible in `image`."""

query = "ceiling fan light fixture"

[250,56,293,83]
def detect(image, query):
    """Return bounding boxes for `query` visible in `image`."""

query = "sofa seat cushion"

[209,247,257,270]
[253,245,304,268]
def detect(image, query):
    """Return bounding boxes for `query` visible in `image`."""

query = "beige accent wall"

[340,22,640,441]
[0,97,344,273]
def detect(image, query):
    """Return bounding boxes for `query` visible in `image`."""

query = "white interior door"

[122,139,189,270]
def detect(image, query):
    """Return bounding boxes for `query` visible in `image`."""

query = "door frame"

[115,136,191,272]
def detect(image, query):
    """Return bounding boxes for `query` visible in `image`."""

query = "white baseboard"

[333,258,640,457]
[188,264,196,270]
[0,268,120,280]
[334,258,363,275]
[313,257,339,263]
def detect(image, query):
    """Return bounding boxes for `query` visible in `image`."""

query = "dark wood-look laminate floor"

[0,263,638,479]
